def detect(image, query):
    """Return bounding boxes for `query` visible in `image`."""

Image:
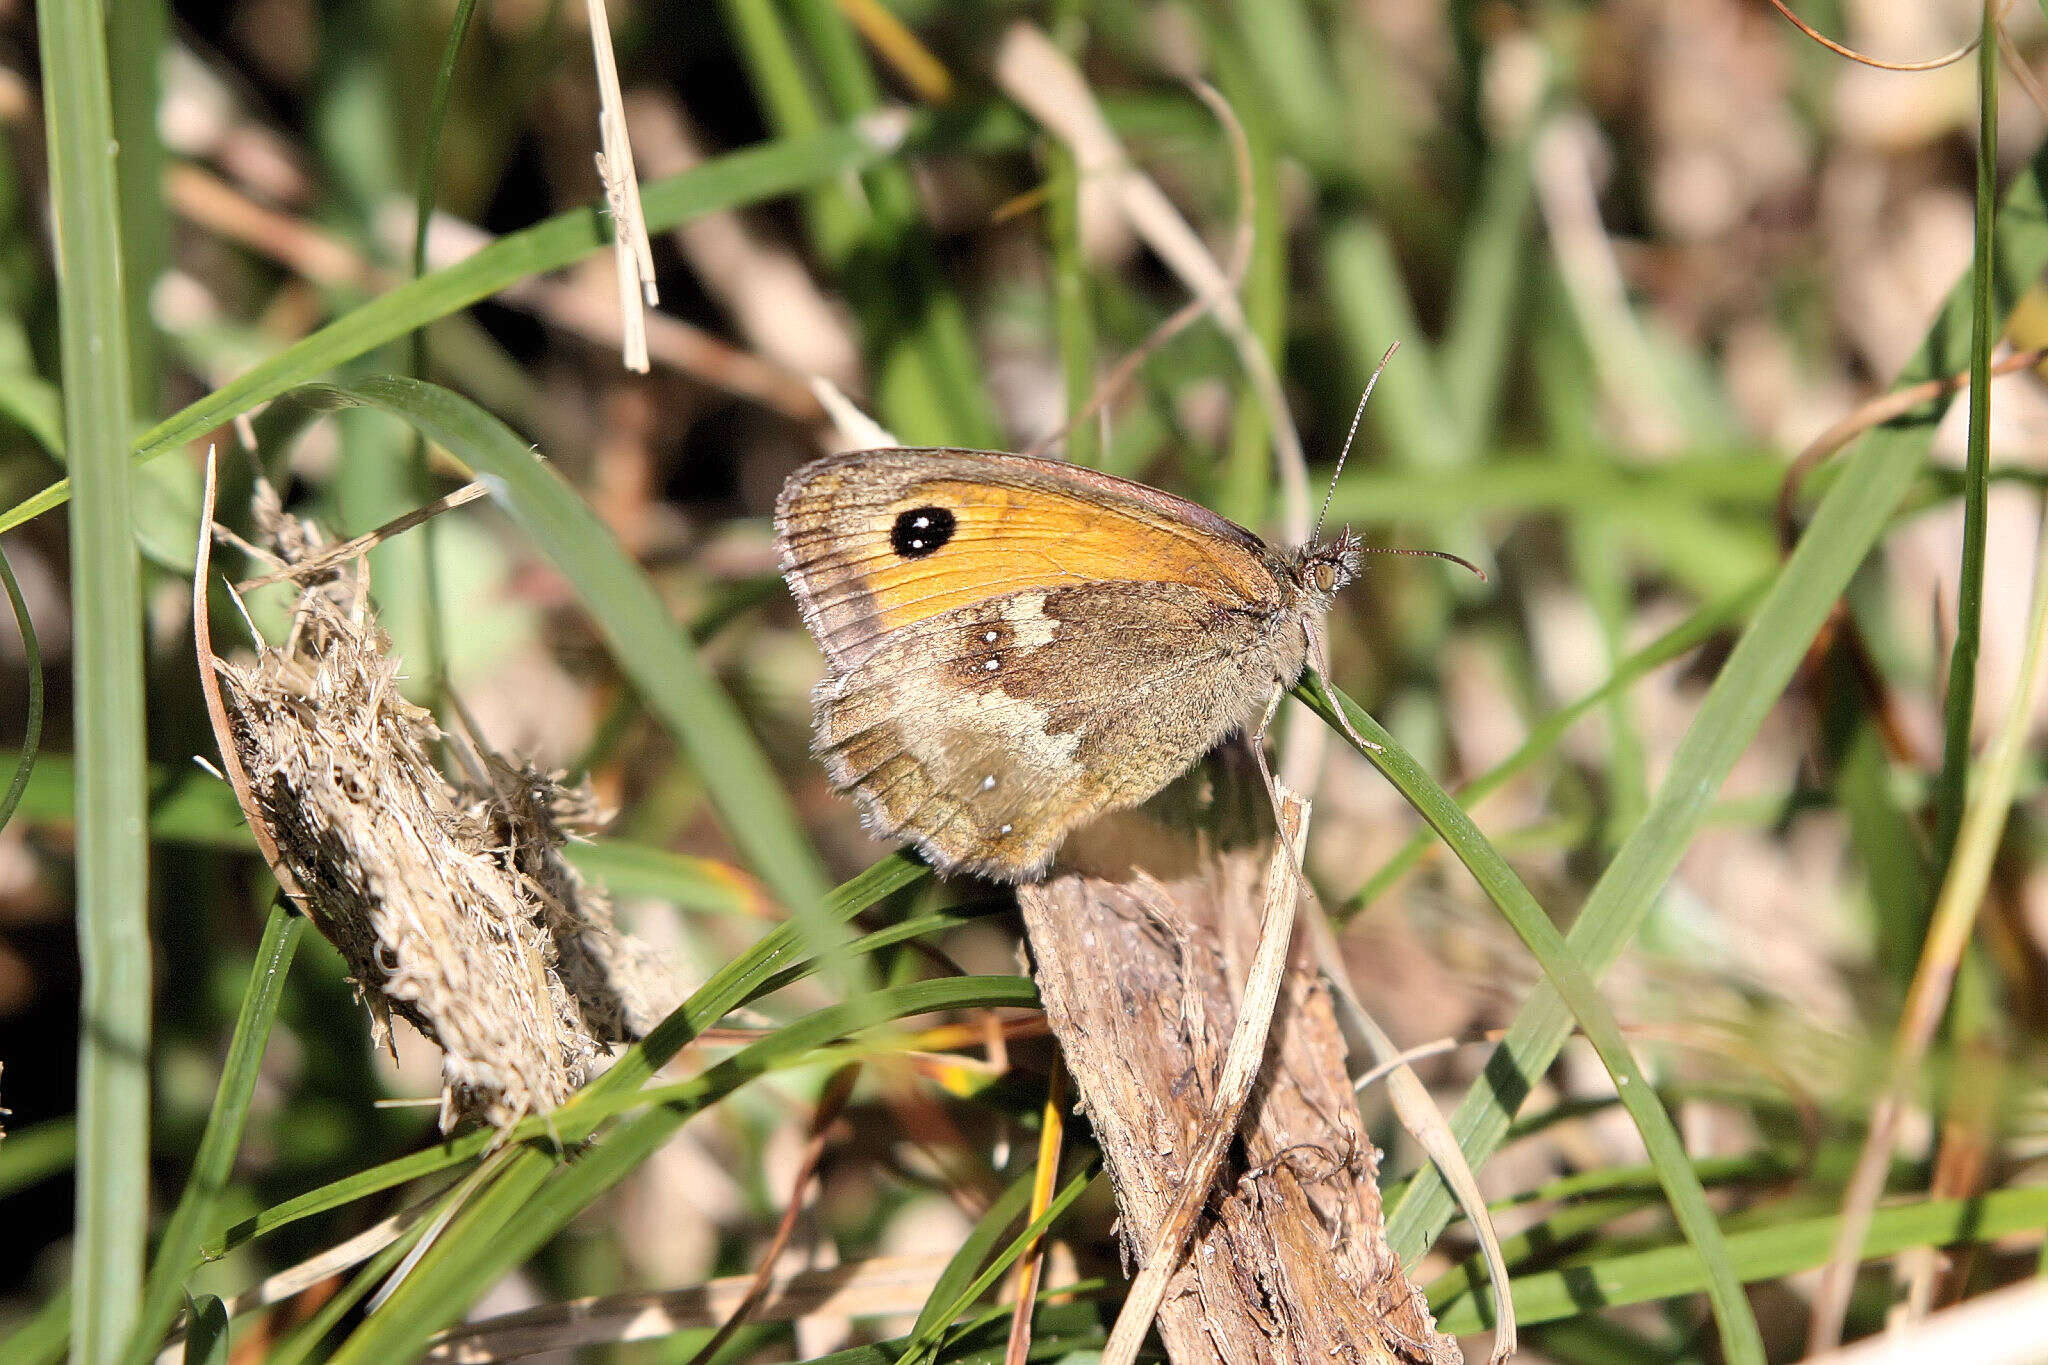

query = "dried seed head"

[212,496,677,1132]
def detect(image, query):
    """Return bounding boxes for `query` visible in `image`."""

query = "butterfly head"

[1291,530,1363,604]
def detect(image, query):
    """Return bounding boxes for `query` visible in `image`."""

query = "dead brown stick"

[1017,781,1457,1364]
[1099,792,1309,1365]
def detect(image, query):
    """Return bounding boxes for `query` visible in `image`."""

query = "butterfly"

[774,447,1362,882]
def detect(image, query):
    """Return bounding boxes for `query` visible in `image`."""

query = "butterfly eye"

[890,505,956,559]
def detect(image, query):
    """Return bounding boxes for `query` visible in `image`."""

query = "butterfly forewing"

[775,449,1283,670]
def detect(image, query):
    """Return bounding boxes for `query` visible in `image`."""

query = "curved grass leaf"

[1301,677,1764,1363]
[1383,135,2048,1269]
[0,544,43,836]
[1341,580,1764,917]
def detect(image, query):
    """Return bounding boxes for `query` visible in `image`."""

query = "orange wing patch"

[778,458,1284,667]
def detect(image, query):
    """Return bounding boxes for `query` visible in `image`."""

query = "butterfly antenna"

[1362,543,1489,583]
[1315,341,1399,543]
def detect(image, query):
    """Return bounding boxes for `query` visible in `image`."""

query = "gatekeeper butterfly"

[775,448,1363,881]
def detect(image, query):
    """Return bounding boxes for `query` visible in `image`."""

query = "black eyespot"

[890,505,956,559]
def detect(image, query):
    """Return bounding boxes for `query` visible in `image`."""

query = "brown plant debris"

[208,488,677,1132]
[1020,772,1460,1365]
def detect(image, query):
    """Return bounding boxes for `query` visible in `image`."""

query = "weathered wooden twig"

[1017,766,1460,1364]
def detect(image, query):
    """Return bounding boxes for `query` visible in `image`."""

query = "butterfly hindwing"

[809,580,1304,881]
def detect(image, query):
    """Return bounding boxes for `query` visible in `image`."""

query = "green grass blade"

[177,1297,227,1365]
[264,1163,474,1365]
[398,0,481,698]
[899,1172,1041,1356]
[0,367,65,459]
[1931,0,2003,868]
[0,542,44,834]
[798,1300,1109,1365]
[248,376,838,953]
[122,905,305,1364]
[107,0,165,412]
[0,115,923,537]
[1341,581,1763,917]
[39,0,151,1356]
[900,1165,1097,1365]
[1322,215,1460,471]
[331,976,1039,1364]
[1384,134,2048,1267]
[1302,678,1764,1363]
[726,0,997,446]
[0,1117,77,1199]
[0,1287,73,1365]
[1439,127,1537,454]
[1432,1184,2048,1334]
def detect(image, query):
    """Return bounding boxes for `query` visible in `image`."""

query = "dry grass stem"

[1533,113,1683,453]
[202,479,678,1131]
[236,482,488,592]
[682,1064,860,1365]
[835,0,954,104]
[1762,0,1981,72]
[810,376,901,449]
[1807,488,2048,1352]
[1018,80,1255,468]
[1775,345,2048,547]
[585,0,658,373]
[1002,1061,1068,1365]
[1797,1275,2048,1364]
[993,22,1311,545]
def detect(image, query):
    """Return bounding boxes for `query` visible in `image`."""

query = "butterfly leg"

[1245,682,1304,875]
